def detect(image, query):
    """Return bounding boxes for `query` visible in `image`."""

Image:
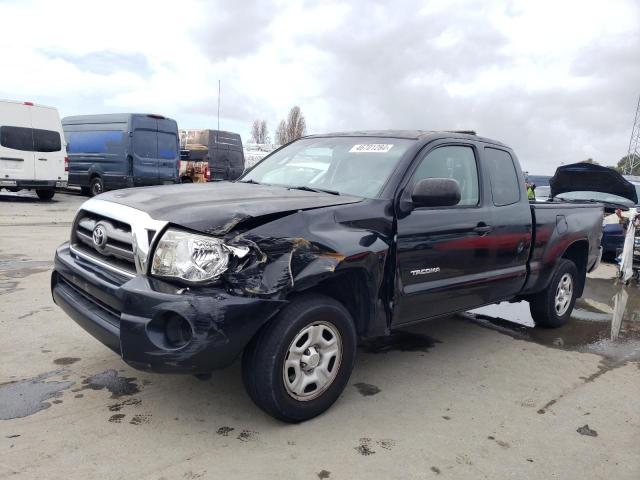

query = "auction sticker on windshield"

[349,144,394,153]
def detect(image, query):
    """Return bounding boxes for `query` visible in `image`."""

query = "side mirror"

[411,178,461,208]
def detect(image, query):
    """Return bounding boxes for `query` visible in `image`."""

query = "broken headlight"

[151,229,235,283]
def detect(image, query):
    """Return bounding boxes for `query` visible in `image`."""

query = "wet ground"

[467,277,640,366]
[1,190,639,479]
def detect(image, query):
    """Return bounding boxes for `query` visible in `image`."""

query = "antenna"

[625,94,640,174]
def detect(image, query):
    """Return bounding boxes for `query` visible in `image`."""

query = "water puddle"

[78,370,140,398]
[465,277,640,365]
[0,253,53,295]
[0,370,74,420]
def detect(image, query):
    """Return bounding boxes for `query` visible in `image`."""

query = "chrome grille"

[72,211,137,276]
[69,198,169,278]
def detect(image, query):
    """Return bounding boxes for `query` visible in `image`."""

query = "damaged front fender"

[218,205,395,336]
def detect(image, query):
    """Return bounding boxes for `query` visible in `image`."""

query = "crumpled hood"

[99,182,362,235]
[550,163,638,204]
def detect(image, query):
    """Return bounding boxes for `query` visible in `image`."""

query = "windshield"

[556,190,635,208]
[240,137,413,198]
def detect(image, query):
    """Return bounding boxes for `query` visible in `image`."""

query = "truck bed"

[521,201,603,296]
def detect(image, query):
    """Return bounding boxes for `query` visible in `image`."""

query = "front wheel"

[529,259,578,328]
[242,294,357,423]
[36,189,55,200]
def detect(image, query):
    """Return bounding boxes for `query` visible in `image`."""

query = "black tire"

[80,186,91,196]
[181,177,193,183]
[36,189,55,200]
[242,294,357,423]
[529,259,578,328]
[89,177,104,197]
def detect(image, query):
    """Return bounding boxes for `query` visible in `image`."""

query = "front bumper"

[0,179,60,189]
[52,242,285,373]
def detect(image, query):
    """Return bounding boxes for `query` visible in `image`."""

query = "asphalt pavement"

[1,189,638,480]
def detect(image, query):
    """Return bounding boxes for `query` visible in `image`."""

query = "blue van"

[62,114,180,196]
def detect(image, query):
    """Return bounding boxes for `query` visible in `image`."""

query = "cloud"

[40,50,153,77]
[0,0,638,173]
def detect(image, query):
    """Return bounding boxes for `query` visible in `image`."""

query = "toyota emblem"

[92,224,107,249]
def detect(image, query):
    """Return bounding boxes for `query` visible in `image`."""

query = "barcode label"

[349,144,394,153]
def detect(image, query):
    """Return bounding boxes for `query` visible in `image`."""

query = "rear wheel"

[89,177,104,196]
[529,259,578,328]
[242,294,357,423]
[36,189,55,200]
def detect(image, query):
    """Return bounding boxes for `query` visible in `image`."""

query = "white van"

[0,100,68,200]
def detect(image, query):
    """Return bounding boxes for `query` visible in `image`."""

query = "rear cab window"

[484,147,521,206]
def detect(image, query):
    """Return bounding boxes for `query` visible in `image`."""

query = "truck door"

[131,116,159,185]
[394,142,493,325]
[0,102,35,183]
[32,106,64,181]
[480,146,532,302]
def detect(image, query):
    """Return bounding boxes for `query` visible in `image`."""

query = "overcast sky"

[1,0,638,174]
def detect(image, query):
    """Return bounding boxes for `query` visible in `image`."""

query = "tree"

[275,119,287,145]
[250,120,260,144]
[285,106,306,143]
[616,153,640,175]
[258,120,269,144]
[274,106,307,145]
[250,119,269,144]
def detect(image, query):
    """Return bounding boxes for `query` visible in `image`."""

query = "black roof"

[305,130,506,146]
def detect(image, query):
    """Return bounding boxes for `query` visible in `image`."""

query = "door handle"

[38,158,48,161]
[474,224,493,235]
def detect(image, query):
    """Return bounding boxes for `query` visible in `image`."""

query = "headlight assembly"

[151,229,247,283]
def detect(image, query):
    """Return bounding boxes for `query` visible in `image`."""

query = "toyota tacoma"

[52,131,627,422]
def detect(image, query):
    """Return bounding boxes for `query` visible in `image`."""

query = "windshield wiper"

[288,185,340,196]
[237,179,261,184]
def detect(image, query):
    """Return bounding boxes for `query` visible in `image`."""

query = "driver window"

[412,145,479,206]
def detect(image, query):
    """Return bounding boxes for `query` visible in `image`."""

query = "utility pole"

[625,94,640,175]
[217,79,221,143]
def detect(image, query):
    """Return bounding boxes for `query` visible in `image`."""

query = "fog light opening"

[164,314,193,349]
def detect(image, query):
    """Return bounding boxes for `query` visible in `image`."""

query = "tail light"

[204,165,210,181]
[23,101,34,106]
[64,157,69,172]
[178,160,182,173]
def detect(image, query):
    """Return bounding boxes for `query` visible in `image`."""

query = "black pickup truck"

[52,131,615,422]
